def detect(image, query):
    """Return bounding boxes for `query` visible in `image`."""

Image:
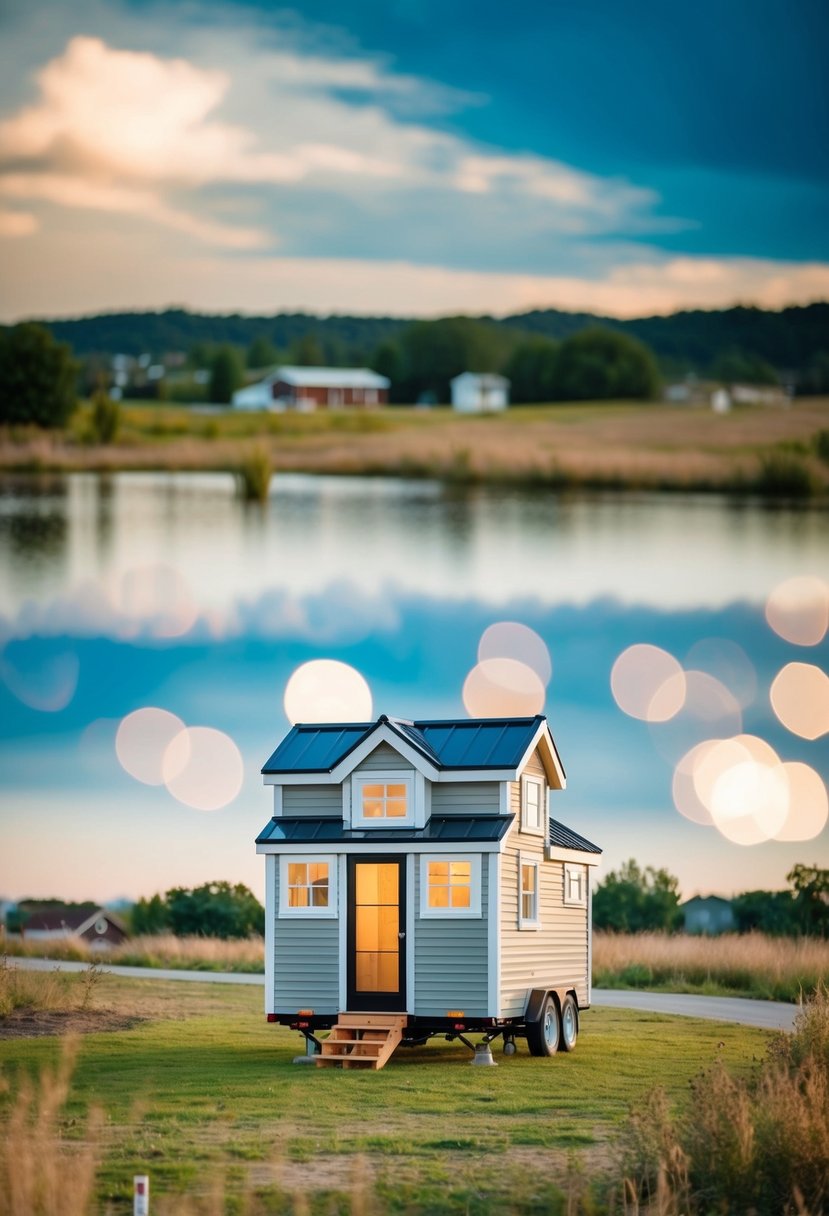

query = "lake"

[0,471,826,903]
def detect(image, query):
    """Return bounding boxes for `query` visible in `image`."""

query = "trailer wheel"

[560,995,578,1052]
[526,994,560,1057]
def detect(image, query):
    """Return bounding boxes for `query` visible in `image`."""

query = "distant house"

[233,366,390,411]
[681,895,735,936]
[729,384,790,408]
[450,373,510,413]
[711,388,732,413]
[23,906,128,949]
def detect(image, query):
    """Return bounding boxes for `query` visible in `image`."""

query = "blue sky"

[0,0,827,319]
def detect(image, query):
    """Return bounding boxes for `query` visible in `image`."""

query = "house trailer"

[256,714,602,1069]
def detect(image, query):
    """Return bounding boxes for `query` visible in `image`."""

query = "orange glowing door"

[347,858,405,1011]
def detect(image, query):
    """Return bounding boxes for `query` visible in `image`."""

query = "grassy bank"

[593,931,829,1003]
[2,933,265,973]
[0,971,773,1214]
[1,398,828,497]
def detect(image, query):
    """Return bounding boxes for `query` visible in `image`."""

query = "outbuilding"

[450,373,510,413]
[233,366,390,411]
[22,906,128,949]
[255,713,601,1068]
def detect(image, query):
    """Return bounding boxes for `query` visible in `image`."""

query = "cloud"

[0,208,37,237]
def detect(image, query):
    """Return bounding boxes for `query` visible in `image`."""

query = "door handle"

[398,932,406,939]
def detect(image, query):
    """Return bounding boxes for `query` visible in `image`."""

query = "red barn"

[233,366,390,411]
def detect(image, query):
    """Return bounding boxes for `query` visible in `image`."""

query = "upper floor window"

[564,863,587,907]
[352,772,414,827]
[519,855,541,929]
[279,856,337,917]
[420,855,482,917]
[521,775,545,835]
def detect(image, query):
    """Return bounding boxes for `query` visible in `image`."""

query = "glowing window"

[519,856,540,928]
[279,857,337,917]
[419,855,482,917]
[352,773,415,827]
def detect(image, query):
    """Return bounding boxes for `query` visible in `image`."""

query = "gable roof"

[24,906,126,934]
[271,366,390,389]
[548,818,602,855]
[262,714,564,780]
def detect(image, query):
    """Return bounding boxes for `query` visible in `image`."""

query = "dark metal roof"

[256,815,514,846]
[548,818,602,855]
[262,714,550,775]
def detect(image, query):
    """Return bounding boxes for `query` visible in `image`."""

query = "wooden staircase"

[316,1013,407,1070]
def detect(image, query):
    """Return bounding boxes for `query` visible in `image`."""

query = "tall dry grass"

[2,934,265,973]
[0,959,103,1017]
[0,1037,101,1216]
[593,931,829,1002]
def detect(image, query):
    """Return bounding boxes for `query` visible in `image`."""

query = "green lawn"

[0,976,772,1214]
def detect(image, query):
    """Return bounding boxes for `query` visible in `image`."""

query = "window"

[519,855,540,928]
[420,855,481,917]
[279,856,337,917]
[521,776,545,835]
[352,773,414,827]
[564,863,587,907]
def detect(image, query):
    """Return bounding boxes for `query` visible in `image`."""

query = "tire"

[560,995,578,1052]
[526,994,560,1057]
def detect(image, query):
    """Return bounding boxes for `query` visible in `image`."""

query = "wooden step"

[316,1013,407,1071]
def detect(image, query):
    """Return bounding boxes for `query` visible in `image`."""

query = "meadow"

[1,397,828,497]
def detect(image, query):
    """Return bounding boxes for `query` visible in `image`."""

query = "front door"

[347,857,406,1012]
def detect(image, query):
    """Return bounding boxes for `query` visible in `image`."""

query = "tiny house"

[256,714,601,1068]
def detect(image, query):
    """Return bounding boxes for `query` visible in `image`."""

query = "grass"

[593,931,829,1003]
[0,958,104,1017]
[2,934,266,973]
[235,444,272,502]
[2,398,829,498]
[0,972,773,1214]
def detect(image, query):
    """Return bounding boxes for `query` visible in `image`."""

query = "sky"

[0,0,828,320]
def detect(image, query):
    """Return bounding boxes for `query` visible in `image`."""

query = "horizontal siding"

[282,785,341,816]
[273,861,340,1012]
[414,860,489,1017]
[431,782,501,815]
[355,743,411,773]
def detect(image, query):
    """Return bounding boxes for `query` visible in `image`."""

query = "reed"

[235,444,272,502]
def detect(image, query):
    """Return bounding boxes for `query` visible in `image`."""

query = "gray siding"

[500,748,589,1016]
[273,862,340,1012]
[414,859,489,1017]
[431,782,501,815]
[282,785,341,816]
[354,742,411,772]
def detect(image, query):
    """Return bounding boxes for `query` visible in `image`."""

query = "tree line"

[593,860,829,936]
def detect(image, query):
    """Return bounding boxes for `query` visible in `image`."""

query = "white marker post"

[134,1175,149,1216]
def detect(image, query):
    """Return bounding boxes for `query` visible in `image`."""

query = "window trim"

[563,862,587,908]
[518,853,541,930]
[352,771,415,828]
[419,854,482,918]
[521,775,546,837]
[278,854,338,918]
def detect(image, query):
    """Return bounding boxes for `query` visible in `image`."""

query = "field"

[1,397,828,496]
[0,971,774,1214]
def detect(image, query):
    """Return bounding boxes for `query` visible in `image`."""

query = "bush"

[552,327,661,401]
[754,451,819,499]
[88,389,120,444]
[0,323,78,427]
[236,445,272,502]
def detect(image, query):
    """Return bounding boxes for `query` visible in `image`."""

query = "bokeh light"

[709,760,789,846]
[685,637,757,708]
[478,622,552,686]
[116,563,198,638]
[765,576,829,646]
[649,670,741,764]
[1,648,79,712]
[462,657,545,718]
[284,659,373,724]
[610,644,686,721]
[774,763,829,842]
[116,707,187,785]
[770,662,829,739]
[672,741,718,826]
[162,726,244,811]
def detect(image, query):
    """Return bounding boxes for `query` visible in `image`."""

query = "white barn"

[451,373,510,413]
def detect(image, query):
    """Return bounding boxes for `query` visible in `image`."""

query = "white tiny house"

[450,373,510,412]
[256,714,601,1068]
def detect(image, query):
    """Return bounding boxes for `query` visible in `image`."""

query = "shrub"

[753,451,819,499]
[235,445,272,502]
[88,389,120,444]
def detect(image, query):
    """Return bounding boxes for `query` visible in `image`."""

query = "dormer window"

[352,773,415,828]
[521,775,545,836]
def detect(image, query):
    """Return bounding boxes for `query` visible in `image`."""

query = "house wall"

[282,786,342,816]
[272,858,340,1013]
[353,743,411,772]
[431,782,501,815]
[413,856,489,1017]
[500,748,589,1016]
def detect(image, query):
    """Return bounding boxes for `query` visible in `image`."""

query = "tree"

[788,865,829,937]
[131,893,170,935]
[552,327,661,401]
[247,335,277,369]
[209,345,244,404]
[370,340,404,401]
[732,889,796,936]
[504,336,559,403]
[0,322,78,427]
[164,881,264,938]
[593,859,681,933]
[89,388,121,444]
[289,332,323,367]
[711,347,779,385]
[396,317,508,403]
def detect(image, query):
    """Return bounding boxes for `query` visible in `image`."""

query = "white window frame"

[518,853,541,930]
[521,775,545,836]
[564,862,587,907]
[352,772,415,828]
[419,854,482,918]
[278,855,338,918]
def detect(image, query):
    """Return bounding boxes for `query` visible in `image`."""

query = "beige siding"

[282,785,341,816]
[354,743,411,773]
[431,782,501,815]
[500,747,589,1016]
